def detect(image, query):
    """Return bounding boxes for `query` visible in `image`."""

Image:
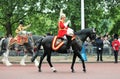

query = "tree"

[0,0,39,36]
[0,0,120,36]
[85,0,120,35]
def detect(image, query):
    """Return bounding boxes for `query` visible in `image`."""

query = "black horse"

[34,28,96,72]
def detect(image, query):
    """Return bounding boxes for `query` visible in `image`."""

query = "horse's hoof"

[1,58,5,63]
[4,60,13,66]
[51,67,56,72]
[20,62,26,66]
[71,69,75,73]
[31,58,34,62]
[53,70,57,72]
[38,69,41,72]
[6,63,13,66]
[83,69,86,72]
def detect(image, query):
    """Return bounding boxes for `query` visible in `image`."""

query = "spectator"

[85,37,93,55]
[112,34,120,63]
[80,43,87,61]
[103,35,111,55]
[95,36,103,62]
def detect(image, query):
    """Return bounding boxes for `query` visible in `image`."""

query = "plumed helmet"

[60,13,66,19]
[114,33,118,39]
[19,20,24,24]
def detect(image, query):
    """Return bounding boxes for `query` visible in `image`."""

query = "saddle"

[52,36,64,51]
[10,35,28,45]
[17,35,28,45]
[52,35,76,51]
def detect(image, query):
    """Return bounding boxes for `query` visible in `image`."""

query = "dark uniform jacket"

[95,37,103,51]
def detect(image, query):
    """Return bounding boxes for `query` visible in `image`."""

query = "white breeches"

[67,28,74,36]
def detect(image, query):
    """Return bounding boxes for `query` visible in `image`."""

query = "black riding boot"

[62,35,72,53]
[66,36,72,53]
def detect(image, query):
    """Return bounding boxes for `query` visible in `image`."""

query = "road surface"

[0,63,120,79]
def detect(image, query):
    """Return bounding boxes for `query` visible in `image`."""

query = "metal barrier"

[85,45,113,55]
[0,45,117,56]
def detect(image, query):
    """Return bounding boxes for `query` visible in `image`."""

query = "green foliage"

[26,14,58,35]
[85,0,120,35]
[0,0,39,36]
[0,25,5,37]
[0,0,120,36]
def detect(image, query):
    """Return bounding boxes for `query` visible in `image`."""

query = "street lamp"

[81,0,85,29]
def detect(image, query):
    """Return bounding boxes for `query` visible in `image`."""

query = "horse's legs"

[2,49,12,66]
[71,53,77,72]
[77,52,86,72]
[34,58,39,67]
[31,50,39,62]
[31,49,39,67]
[31,43,41,62]
[20,54,27,66]
[46,51,56,72]
[25,45,39,66]
[38,52,47,72]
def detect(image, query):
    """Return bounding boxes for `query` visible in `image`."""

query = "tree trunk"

[5,22,12,37]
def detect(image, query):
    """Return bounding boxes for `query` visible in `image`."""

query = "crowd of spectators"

[84,33,120,63]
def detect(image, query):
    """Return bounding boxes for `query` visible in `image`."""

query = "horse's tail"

[31,37,44,62]
[0,37,5,51]
[36,37,44,50]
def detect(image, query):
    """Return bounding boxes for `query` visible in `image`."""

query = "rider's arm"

[15,25,22,33]
[22,24,31,30]
[59,9,63,18]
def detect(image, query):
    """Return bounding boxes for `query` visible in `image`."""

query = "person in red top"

[57,9,74,53]
[57,15,68,38]
[112,34,120,63]
[57,9,73,39]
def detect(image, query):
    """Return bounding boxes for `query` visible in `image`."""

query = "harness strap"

[72,35,76,40]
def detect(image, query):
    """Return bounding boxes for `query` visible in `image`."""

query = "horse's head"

[75,28,96,42]
[88,28,96,41]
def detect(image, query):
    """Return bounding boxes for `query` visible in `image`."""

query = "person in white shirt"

[103,35,111,55]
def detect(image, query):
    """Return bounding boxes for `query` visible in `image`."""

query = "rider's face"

[62,16,66,21]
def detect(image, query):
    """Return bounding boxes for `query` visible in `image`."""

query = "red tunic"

[57,20,68,38]
[112,39,120,51]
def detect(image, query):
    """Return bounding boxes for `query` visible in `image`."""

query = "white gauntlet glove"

[64,20,71,27]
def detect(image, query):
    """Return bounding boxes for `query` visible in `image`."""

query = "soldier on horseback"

[14,20,31,45]
[15,20,30,33]
[56,9,74,52]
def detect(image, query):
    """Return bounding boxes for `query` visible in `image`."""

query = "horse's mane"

[74,28,93,35]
